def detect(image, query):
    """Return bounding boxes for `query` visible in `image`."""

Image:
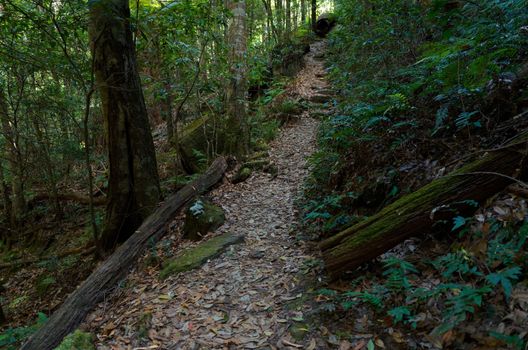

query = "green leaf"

[485,267,522,299]
[367,339,375,350]
[388,306,411,323]
[452,216,466,231]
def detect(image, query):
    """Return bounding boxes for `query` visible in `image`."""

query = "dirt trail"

[86,40,330,349]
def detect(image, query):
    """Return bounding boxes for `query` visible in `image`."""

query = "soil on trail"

[84,40,330,349]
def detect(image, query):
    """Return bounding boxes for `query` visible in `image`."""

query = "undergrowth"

[303,0,528,348]
[315,215,528,348]
[304,0,528,231]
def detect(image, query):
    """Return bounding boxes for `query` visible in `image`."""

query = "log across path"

[80,42,327,348]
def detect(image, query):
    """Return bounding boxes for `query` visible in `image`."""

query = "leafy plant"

[382,257,418,291]
[0,313,48,349]
[485,267,522,300]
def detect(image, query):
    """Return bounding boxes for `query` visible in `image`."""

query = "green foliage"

[307,0,528,237]
[54,330,94,350]
[382,257,418,291]
[489,331,526,350]
[434,285,492,335]
[315,218,527,336]
[0,312,48,349]
[485,267,522,300]
[432,250,482,280]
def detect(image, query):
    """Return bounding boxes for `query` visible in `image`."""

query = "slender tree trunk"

[0,161,12,244]
[31,118,63,219]
[286,0,291,37]
[0,88,25,225]
[224,0,250,156]
[0,303,5,325]
[301,0,306,23]
[275,0,284,37]
[262,0,278,43]
[311,0,317,30]
[89,0,161,252]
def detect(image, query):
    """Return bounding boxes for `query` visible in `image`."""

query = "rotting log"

[321,131,528,279]
[21,157,228,350]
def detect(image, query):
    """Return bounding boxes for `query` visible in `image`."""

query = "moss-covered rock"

[54,330,94,350]
[231,167,252,184]
[160,233,244,279]
[183,199,225,241]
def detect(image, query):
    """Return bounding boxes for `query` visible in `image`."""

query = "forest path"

[86,40,329,349]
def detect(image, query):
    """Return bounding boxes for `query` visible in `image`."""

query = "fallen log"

[21,157,228,350]
[321,132,528,280]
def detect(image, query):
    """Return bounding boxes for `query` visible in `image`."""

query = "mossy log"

[21,158,228,350]
[321,132,528,279]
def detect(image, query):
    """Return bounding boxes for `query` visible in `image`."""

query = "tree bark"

[0,88,26,225]
[0,304,5,326]
[0,160,13,244]
[311,0,317,30]
[286,0,291,37]
[89,0,161,252]
[321,131,528,279]
[301,0,306,23]
[224,0,250,156]
[21,157,228,350]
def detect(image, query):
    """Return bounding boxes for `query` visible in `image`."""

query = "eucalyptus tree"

[224,0,250,156]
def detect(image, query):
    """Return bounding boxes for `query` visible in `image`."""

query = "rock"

[183,198,225,241]
[160,233,244,279]
[231,167,252,184]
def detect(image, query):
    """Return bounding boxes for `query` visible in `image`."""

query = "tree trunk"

[0,161,13,243]
[21,158,228,350]
[0,88,26,225]
[262,0,278,43]
[311,0,317,30]
[301,0,306,23]
[89,0,161,252]
[286,0,291,37]
[31,117,63,219]
[321,131,528,279]
[224,0,250,156]
[0,304,5,326]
